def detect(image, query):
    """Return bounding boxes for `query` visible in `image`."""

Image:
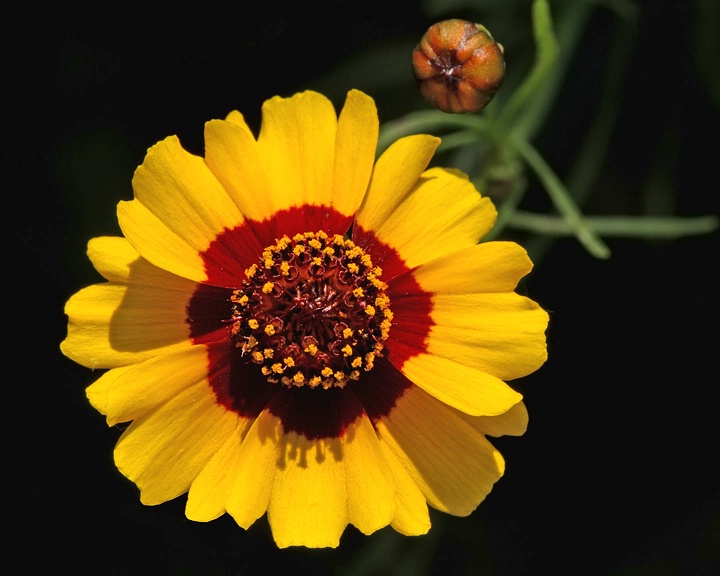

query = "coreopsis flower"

[61,89,548,548]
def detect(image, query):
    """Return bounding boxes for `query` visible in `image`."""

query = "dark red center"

[228,231,392,389]
[186,207,434,439]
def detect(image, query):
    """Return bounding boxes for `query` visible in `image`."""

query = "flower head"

[61,89,548,548]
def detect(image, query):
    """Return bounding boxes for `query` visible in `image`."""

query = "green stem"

[508,212,719,238]
[496,0,559,132]
[497,0,599,141]
[483,176,528,242]
[506,133,612,258]
[436,130,484,154]
[527,11,637,262]
[377,111,489,153]
[600,0,640,21]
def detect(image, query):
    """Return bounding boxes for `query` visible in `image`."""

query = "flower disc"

[230,231,392,389]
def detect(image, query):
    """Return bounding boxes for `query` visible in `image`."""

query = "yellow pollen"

[234,229,394,390]
[370,277,387,290]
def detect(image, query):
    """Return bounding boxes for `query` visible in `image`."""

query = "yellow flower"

[61,90,548,548]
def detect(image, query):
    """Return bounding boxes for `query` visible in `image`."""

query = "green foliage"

[310,0,718,264]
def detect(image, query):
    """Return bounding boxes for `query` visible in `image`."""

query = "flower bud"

[412,19,505,114]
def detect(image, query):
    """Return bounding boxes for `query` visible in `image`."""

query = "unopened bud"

[412,19,505,114]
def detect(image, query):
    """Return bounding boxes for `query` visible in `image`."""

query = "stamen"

[229,231,393,389]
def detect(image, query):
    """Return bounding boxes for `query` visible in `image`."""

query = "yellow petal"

[377,440,431,535]
[86,236,207,291]
[186,416,257,522]
[61,282,193,369]
[342,412,394,536]
[114,379,238,505]
[118,198,207,282]
[204,117,275,221]
[356,134,439,234]
[397,351,522,416]
[375,385,505,516]
[411,241,533,294]
[267,431,348,548]
[86,236,141,282]
[224,408,281,529]
[224,407,394,545]
[131,136,247,251]
[370,167,496,269]
[331,90,378,217]
[224,109,252,131]
[460,401,529,438]
[427,292,549,381]
[86,345,212,426]
[256,91,337,209]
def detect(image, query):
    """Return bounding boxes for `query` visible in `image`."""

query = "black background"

[8,1,719,574]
